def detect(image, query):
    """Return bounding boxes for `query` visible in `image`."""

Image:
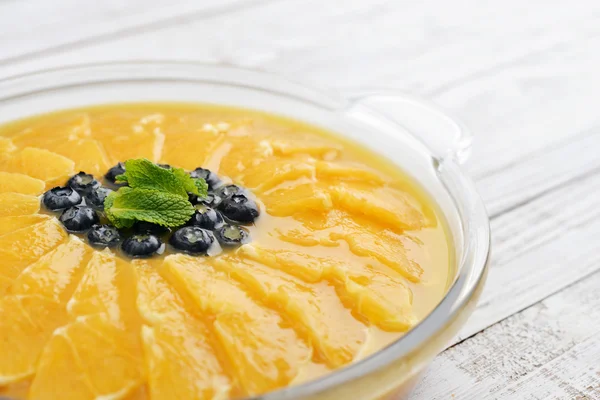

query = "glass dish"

[0,61,490,400]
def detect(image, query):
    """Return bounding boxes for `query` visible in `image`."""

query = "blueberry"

[59,206,99,232]
[42,186,82,210]
[85,186,112,210]
[87,224,121,248]
[189,192,222,207]
[190,167,222,190]
[214,224,250,247]
[216,184,245,200]
[170,226,215,254]
[104,162,126,184]
[188,205,224,230]
[121,234,162,258]
[218,193,260,223]
[133,221,170,236]
[67,172,100,194]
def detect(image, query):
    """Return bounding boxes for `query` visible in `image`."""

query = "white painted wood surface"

[1,1,599,398]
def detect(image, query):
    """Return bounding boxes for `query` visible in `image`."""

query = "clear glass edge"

[0,61,491,399]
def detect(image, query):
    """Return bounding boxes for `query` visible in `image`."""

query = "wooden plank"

[0,0,270,63]
[455,159,600,345]
[413,268,600,399]
[477,126,600,217]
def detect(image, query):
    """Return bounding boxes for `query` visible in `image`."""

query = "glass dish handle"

[344,90,473,164]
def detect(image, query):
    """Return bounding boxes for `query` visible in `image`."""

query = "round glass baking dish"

[0,61,490,400]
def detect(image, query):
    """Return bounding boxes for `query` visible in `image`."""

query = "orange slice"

[238,157,316,192]
[30,250,145,399]
[48,138,110,177]
[135,262,232,399]
[315,161,388,185]
[160,130,225,171]
[30,313,144,400]
[330,183,428,232]
[0,237,91,384]
[0,193,40,217]
[8,236,91,302]
[164,254,311,395]
[0,137,17,164]
[90,112,164,163]
[0,171,45,195]
[0,218,67,286]
[67,249,142,329]
[262,184,333,217]
[0,295,65,385]
[213,255,367,367]
[10,113,92,147]
[240,244,416,331]
[1,147,75,188]
[0,215,50,237]
[217,137,275,179]
[271,138,342,159]
[10,115,109,176]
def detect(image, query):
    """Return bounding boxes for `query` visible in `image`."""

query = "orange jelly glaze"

[0,104,453,400]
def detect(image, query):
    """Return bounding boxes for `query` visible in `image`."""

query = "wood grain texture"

[413,269,600,399]
[1,1,599,399]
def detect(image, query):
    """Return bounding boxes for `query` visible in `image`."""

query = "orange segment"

[10,113,92,147]
[262,184,333,217]
[238,157,315,192]
[10,115,109,176]
[328,211,424,283]
[164,255,311,395]
[315,161,388,185]
[217,137,275,178]
[0,215,50,237]
[9,236,91,302]
[1,147,75,188]
[0,193,40,217]
[0,137,16,164]
[330,184,428,232]
[0,238,90,383]
[136,263,231,400]
[0,218,67,283]
[90,112,164,163]
[160,130,225,171]
[214,255,367,367]
[0,295,65,384]
[240,245,416,331]
[29,250,145,399]
[30,313,145,400]
[37,139,110,177]
[0,172,45,195]
[67,249,142,329]
[271,138,342,159]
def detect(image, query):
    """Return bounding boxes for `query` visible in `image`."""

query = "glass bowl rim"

[0,60,491,399]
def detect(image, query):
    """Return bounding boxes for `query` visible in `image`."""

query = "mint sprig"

[104,187,194,228]
[115,159,205,198]
[104,159,207,228]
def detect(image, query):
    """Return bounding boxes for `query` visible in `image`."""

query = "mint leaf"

[119,159,188,198]
[104,188,135,228]
[172,167,202,196]
[193,178,208,197]
[104,187,194,228]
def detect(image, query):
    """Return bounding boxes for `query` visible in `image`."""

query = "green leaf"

[193,178,209,197]
[119,159,189,198]
[104,187,194,228]
[172,167,201,196]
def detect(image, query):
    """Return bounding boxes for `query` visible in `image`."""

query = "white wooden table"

[1,1,599,399]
